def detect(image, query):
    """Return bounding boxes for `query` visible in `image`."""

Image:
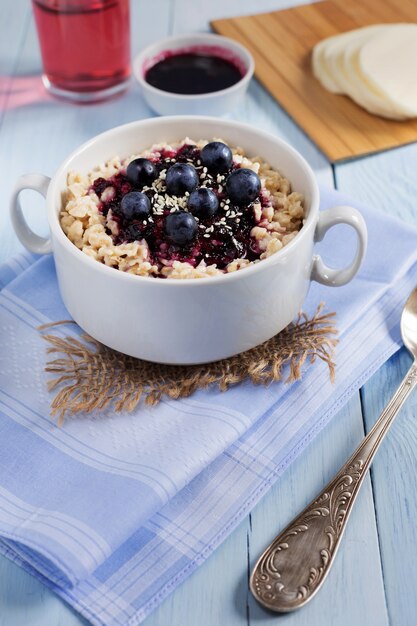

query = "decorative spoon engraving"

[250,285,417,612]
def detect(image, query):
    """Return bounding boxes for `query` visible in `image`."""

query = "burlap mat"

[39,305,337,424]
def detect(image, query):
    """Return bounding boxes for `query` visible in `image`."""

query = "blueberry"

[164,211,198,246]
[187,187,219,219]
[120,191,151,220]
[200,141,233,174]
[165,163,199,196]
[226,168,261,205]
[126,158,158,187]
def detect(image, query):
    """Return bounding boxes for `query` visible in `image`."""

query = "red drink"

[32,0,131,101]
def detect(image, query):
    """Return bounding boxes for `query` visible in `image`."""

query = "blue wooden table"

[1,1,416,625]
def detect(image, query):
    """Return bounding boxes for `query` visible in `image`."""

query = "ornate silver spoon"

[250,285,417,612]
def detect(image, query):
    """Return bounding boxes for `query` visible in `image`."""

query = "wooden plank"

[335,142,417,224]
[212,0,417,162]
[0,557,88,626]
[143,518,250,626]
[247,397,389,626]
[360,351,417,626]
[0,0,31,120]
[336,146,417,626]
[0,0,30,73]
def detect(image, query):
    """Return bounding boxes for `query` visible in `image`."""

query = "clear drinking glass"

[32,0,131,102]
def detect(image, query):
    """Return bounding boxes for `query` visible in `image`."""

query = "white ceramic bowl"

[10,117,367,364]
[133,34,254,116]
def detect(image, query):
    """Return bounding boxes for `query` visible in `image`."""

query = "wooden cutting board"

[212,0,417,162]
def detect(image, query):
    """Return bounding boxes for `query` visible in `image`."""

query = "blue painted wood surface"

[0,1,416,625]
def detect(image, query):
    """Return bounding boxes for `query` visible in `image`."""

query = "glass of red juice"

[32,0,131,102]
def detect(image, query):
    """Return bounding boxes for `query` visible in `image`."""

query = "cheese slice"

[312,34,345,93]
[312,23,417,120]
[340,28,409,119]
[323,25,383,93]
[359,24,417,118]
[312,26,384,94]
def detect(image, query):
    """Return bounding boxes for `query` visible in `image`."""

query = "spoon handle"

[250,359,417,613]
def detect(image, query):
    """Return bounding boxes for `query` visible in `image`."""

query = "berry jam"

[145,53,243,95]
[91,144,265,273]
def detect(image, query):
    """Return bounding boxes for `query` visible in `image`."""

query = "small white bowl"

[133,33,254,116]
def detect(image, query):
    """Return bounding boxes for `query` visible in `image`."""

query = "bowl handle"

[311,206,367,287]
[10,174,53,255]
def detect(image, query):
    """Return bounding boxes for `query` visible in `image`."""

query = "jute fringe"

[39,304,338,424]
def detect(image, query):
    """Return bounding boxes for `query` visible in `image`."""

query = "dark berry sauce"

[91,143,266,275]
[145,53,243,95]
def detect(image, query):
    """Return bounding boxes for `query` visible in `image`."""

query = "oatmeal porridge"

[60,138,305,279]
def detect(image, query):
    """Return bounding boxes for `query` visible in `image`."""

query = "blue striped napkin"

[1,188,417,626]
